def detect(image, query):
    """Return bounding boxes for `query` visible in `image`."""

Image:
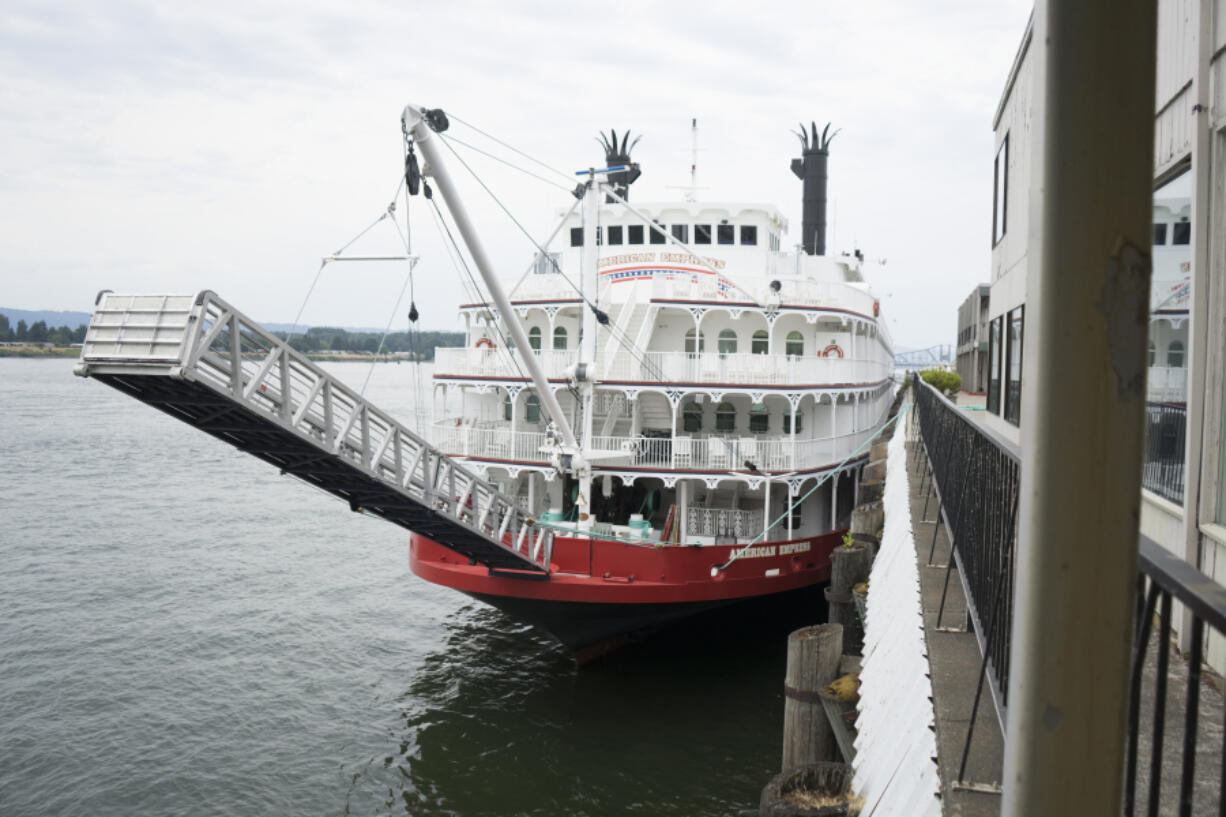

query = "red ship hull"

[409,529,843,660]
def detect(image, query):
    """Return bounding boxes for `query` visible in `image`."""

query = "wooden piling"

[782,623,843,771]
[831,544,873,594]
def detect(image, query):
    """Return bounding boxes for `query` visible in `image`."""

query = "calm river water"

[0,358,804,816]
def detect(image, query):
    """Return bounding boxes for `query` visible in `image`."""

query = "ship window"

[752,330,768,354]
[785,331,804,357]
[749,403,769,433]
[1148,341,1156,366]
[504,394,512,421]
[718,329,738,356]
[650,221,667,245]
[671,224,689,243]
[1153,223,1167,246]
[715,401,736,432]
[741,225,758,246]
[570,227,583,247]
[683,403,702,432]
[628,224,644,244]
[553,326,568,350]
[717,224,735,245]
[684,329,705,354]
[783,412,803,434]
[528,326,541,351]
[790,500,803,531]
[1173,220,1191,245]
[525,394,541,423]
[607,225,623,245]
[694,224,711,244]
[1168,340,1185,368]
[992,134,1008,246]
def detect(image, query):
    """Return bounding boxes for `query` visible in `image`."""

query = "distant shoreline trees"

[0,312,465,361]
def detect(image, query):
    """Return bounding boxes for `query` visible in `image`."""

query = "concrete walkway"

[904,418,1224,815]
[906,425,1004,816]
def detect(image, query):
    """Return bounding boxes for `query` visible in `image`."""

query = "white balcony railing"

[433,420,880,473]
[607,350,892,385]
[1147,365,1187,404]
[436,346,890,386]
[434,347,578,379]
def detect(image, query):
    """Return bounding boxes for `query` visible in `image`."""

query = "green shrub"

[920,368,962,398]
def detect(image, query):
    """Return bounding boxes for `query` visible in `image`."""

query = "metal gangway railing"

[74,291,554,577]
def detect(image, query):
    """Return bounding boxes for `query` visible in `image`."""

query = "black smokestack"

[790,121,839,255]
[599,130,642,202]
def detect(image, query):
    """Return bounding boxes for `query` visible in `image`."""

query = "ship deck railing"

[434,346,892,386]
[431,419,881,473]
[75,291,554,576]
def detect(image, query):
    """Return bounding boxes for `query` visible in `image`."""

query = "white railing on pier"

[77,291,554,573]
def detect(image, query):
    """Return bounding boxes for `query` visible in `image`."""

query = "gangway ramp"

[74,291,553,577]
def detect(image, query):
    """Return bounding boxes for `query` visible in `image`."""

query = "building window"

[1168,340,1185,368]
[1154,223,1168,246]
[749,403,769,433]
[525,394,541,423]
[993,135,1009,246]
[528,326,541,351]
[553,326,568,350]
[988,316,1002,414]
[694,225,711,244]
[752,330,768,354]
[683,403,702,432]
[627,224,644,244]
[607,225,623,245]
[1173,220,1191,245]
[785,331,804,357]
[741,225,758,246]
[569,227,583,247]
[650,222,666,245]
[717,224,735,245]
[671,224,689,243]
[715,401,736,432]
[684,329,705,354]
[783,412,802,434]
[503,394,512,421]
[718,329,737,356]
[1004,306,1024,426]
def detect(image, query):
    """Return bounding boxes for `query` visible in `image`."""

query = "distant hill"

[0,308,93,328]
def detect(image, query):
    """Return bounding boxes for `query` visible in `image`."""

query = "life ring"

[873,300,880,317]
[822,344,844,358]
[475,337,496,349]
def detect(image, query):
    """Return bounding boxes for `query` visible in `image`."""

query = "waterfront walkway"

[905,418,1225,816]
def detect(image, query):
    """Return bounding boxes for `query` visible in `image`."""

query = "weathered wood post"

[782,623,843,770]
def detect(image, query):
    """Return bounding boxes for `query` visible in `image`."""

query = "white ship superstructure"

[432,193,894,545]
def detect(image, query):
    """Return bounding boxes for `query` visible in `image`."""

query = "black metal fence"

[1143,402,1187,504]
[911,374,1020,717]
[911,375,1226,813]
[1125,536,1226,817]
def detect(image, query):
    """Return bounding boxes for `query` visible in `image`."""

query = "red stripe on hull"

[409,531,839,606]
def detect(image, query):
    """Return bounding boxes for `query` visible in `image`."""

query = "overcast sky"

[1,0,1032,349]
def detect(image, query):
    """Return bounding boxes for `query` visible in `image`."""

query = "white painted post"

[763,478,771,542]
[829,471,838,531]
[1000,2,1156,813]
[679,479,689,543]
